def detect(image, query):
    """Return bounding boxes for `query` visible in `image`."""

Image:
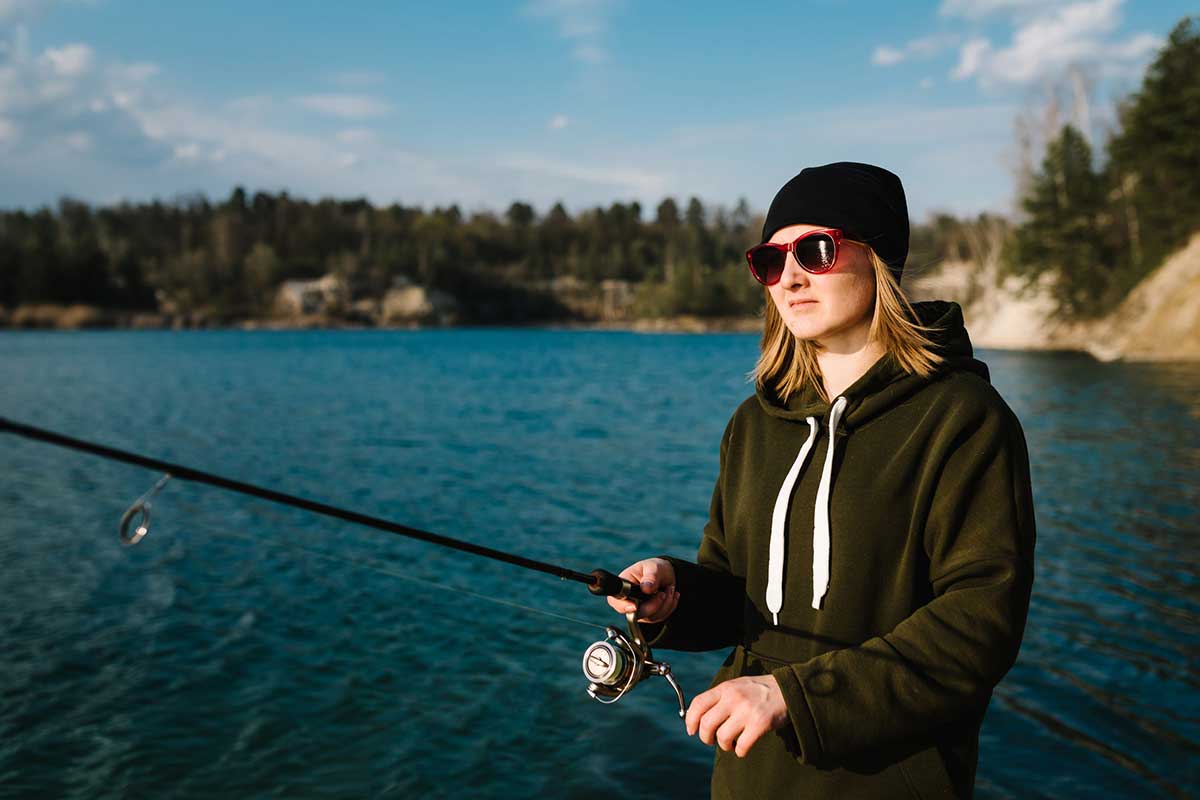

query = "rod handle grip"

[588,569,651,602]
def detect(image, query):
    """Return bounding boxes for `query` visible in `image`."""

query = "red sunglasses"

[745,228,845,286]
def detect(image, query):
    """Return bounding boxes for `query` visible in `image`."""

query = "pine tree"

[1106,16,1200,285]
[1011,124,1110,316]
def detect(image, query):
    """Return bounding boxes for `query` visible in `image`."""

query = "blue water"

[1,329,1197,799]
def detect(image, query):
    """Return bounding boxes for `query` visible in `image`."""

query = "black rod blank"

[0,416,648,601]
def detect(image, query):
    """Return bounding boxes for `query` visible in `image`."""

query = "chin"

[786,324,828,341]
[782,312,831,341]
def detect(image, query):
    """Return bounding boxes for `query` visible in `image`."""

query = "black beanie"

[760,161,910,283]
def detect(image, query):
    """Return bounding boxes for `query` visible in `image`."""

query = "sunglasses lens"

[796,233,837,272]
[748,246,785,285]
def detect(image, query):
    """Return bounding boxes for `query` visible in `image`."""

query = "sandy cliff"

[906,231,1200,362]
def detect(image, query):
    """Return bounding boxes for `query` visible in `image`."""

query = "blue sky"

[0,0,1192,221]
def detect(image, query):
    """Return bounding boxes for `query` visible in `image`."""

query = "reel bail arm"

[581,610,687,722]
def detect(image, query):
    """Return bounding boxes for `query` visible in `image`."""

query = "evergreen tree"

[1011,124,1110,316]
[1106,15,1200,285]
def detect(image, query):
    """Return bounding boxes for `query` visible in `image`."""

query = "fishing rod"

[0,415,688,719]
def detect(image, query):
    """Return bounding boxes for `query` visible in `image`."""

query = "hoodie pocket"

[897,744,959,800]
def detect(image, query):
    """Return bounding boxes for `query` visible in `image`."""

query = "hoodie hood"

[756,299,989,432]
[756,299,989,620]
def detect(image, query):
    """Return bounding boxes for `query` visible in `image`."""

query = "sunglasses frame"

[745,228,846,286]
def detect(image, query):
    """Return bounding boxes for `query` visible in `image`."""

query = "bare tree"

[1007,63,1101,219]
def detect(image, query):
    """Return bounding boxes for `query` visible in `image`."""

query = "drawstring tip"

[772,612,779,626]
[811,595,822,610]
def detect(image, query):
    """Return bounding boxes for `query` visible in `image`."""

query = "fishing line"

[0,416,647,603]
[207,526,607,632]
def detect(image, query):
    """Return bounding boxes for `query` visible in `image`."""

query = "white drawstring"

[812,395,848,609]
[765,396,848,624]
[767,417,818,626]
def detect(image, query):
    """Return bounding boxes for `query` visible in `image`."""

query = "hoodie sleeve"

[770,398,1037,765]
[640,413,745,652]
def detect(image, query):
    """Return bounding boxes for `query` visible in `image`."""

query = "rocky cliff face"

[1086,233,1200,361]
[906,231,1200,362]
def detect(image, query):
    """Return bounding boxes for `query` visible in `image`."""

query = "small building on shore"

[274,274,347,317]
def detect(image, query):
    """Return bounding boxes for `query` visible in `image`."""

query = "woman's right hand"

[607,558,679,624]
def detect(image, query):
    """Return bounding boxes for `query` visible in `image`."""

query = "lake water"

[1,329,1197,799]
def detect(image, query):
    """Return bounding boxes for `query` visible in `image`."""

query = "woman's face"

[766,223,877,348]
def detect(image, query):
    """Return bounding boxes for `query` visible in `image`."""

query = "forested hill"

[0,188,1018,329]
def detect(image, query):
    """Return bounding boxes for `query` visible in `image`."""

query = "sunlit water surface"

[1,329,1197,798]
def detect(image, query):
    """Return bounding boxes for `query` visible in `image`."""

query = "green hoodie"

[645,300,1036,800]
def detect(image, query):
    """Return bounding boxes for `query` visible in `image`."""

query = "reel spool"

[582,611,686,720]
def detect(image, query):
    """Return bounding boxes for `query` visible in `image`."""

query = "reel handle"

[588,569,652,603]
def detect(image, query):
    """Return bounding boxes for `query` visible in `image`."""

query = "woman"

[609,162,1036,799]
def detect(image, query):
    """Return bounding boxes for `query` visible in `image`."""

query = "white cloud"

[62,129,90,150]
[38,42,92,76]
[910,33,961,57]
[573,43,607,64]
[110,89,135,109]
[871,46,905,67]
[548,114,569,130]
[526,0,608,37]
[949,0,1157,87]
[1108,32,1162,62]
[0,0,53,21]
[172,141,200,160]
[0,26,167,165]
[523,0,617,65]
[0,0,100,19]
[496,152,668,198]
[952,37,992,80]
[871,33,960,67]
[295,93,391,119]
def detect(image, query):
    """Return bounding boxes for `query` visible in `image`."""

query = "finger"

[606,597,637,615]
[664,587,679,614]
[734,718,769,758]
[697,700,731,747]
[685,687,722,736]
[635,590,667,619]
[641,587,679,623]
[716,716,744,753]
[640,560,660,594]
[604,594,643,614]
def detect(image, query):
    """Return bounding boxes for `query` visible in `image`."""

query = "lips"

[788,299,817,307]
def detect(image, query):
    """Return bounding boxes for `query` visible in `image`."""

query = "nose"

[779,251,811,287]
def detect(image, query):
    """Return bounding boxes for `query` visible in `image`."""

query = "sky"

[0,0,1192,222]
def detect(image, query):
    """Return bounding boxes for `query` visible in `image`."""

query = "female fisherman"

[609,162,1036,799]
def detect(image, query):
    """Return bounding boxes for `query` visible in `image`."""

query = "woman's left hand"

[685,675,789,758]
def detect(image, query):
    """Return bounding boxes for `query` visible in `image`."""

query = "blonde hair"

[751,240,945,404]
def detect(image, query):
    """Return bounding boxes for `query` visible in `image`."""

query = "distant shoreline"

[0,303,763,334]
[5,300,1199,362]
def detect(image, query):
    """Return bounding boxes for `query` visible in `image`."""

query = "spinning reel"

[582,611,686,721]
